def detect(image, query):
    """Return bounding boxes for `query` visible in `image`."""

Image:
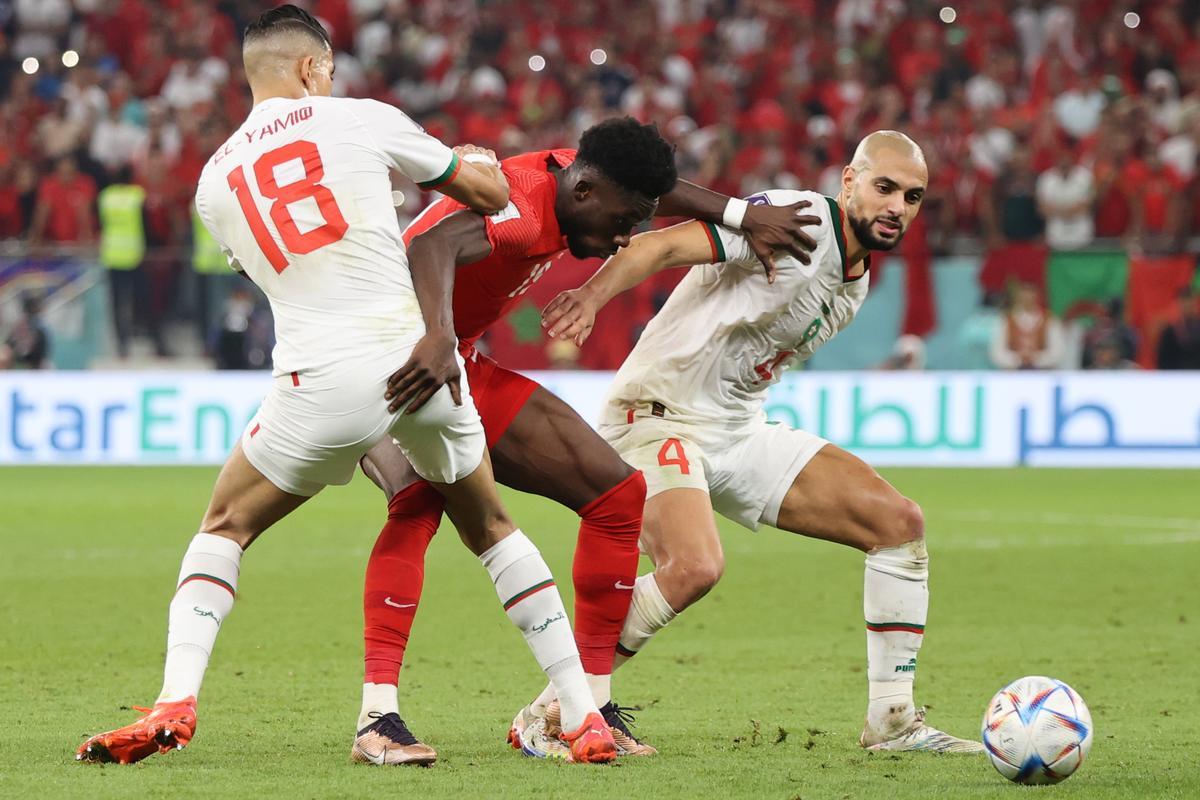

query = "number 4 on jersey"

[227,139,348,273]
[657,438,691,474]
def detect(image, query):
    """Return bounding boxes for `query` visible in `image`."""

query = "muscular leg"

[360,385,643,700]
[356,442,442,731]
[77,443,312,763]
[490,386,644,711]
[609,487,722,672]
[772,445,933,745]
[360,431,605,739]
[772,444,923,552]
[161,441,311,704]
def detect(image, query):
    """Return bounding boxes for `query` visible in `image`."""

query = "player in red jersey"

[350,118,820,765]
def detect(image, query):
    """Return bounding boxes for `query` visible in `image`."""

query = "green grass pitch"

[1,467,1197,799]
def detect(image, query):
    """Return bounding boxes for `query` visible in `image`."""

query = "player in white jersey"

[77,5,617,766]
[533,131,984,755]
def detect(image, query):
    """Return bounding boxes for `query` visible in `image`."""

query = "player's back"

[403,149,575,344]
[196,95,451,376]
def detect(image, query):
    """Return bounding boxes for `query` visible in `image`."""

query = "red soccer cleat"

[76,697,198,765]
[560,711,618,764]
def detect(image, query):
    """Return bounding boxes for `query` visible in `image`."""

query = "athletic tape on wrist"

[722,197,748,230]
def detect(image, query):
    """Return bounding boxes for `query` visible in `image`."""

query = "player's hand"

[741,200,821,284]
[453,144,498,163]
[542,288,599,346]
[385,331,462,414]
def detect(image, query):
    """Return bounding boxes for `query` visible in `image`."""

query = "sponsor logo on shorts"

[614,581,635,590]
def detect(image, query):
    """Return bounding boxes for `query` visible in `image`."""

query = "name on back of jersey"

[212,105,314,166]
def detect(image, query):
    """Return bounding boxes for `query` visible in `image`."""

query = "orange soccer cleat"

[75,697,198,765]
[560,711,618,764]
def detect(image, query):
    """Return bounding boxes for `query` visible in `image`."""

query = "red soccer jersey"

[403,149,575,345]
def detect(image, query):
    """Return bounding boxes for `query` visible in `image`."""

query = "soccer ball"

[981,676,1093,785]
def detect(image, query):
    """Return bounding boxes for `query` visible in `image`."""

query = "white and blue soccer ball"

[982,676,1093,785]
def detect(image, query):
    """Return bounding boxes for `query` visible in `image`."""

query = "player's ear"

[841,165,856,196]
[572,179,593,202]
[299,55,315,93]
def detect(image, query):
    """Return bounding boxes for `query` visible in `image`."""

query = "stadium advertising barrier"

[2,371,1199,468]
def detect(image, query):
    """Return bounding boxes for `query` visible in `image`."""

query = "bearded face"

[842,149,927,252]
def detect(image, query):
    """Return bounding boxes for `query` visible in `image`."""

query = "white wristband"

[463,153,498,167]
[722,197,748,230]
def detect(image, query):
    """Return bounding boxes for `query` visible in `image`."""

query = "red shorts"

[462,347,539,447]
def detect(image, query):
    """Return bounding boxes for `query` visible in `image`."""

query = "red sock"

[572,470,646,675]
[363,481,445,685]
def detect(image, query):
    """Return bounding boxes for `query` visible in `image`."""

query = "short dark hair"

[244,4,331,48]
[577,117,678,199]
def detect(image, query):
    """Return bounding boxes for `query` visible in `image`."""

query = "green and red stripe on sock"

[865,620,925,634]
[178,573,236,598]
[502,578,555,611]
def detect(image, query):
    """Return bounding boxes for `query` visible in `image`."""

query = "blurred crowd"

[1,0,1199,370]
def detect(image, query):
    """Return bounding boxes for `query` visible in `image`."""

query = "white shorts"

[242,352,484,497]
[599,408,829,531]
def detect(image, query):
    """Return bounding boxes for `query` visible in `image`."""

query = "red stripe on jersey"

[250,423,260,437]
[290,371,300,386]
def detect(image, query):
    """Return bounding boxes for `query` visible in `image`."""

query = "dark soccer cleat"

[351,711,437,766]
[599,701,657,756]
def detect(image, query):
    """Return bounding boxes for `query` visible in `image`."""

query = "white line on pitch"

[937,510,1200,530]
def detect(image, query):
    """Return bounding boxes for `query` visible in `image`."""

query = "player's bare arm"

[656,179,821,280]
[543,220,717,344]
[386,211,493,413]
[435,154,510,215]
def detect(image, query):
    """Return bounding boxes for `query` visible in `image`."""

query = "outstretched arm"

[542,220,719,345]
[655,180,820,280]
[386,211,493,413]
[434,150,510,215]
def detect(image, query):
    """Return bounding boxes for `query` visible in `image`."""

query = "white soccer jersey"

[195,95,463,376]
[604,189,870,423]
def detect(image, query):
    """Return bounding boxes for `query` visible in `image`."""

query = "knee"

[579,469,645,527]
[664,552,724,606]
[872,496,924,550]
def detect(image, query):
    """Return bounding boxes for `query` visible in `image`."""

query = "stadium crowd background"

[1,0,1198,372]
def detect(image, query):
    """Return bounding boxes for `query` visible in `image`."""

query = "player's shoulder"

[744,188,833,220]
[314,96,417,128]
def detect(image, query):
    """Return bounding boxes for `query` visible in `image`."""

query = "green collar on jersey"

[824,196,869,283]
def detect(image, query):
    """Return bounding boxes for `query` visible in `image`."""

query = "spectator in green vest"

[191,202,246,354]
[98,171,152,358]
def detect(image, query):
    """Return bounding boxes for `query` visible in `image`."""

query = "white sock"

[863,539,928,735]
[529,671,612,716]
[585,673,611,709]
[529,681,558,717]
[480,530,595,732]
[614,573,676,668]
[157,533,242,703]
[358,682,400,731]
